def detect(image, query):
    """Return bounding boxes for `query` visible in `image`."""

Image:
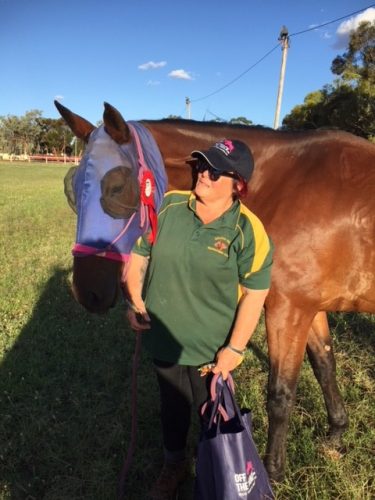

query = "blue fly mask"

[64,121,167,262]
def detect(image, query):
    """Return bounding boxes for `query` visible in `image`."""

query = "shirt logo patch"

[214,240,228,252]
[207,236,230,257]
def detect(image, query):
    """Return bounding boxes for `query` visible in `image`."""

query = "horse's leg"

[264,300,315,482]
[306,311,348,446]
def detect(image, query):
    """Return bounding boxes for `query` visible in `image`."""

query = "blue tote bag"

[194,374,274,500]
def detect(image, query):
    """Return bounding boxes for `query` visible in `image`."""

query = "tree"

[283,21,375,140]
[0,110,43,155]
[35,117,74,155]
[229,116,253,125]
[331,20,375,87]
[0,112,75,156]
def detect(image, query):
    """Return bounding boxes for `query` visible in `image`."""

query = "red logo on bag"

[246,461,253,474]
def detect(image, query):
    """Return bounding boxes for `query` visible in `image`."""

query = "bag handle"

[210,373,235,399]
[219,377,255,444]
[201,374,256,445]
[201,373,244,430]
[200,373,235,422]
[201,385,229,426]
[211,373,238,422]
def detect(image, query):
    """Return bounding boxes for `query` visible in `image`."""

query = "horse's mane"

[141,118,273,131]
[141,118,365,143]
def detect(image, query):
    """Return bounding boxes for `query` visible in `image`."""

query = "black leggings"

[153,359,212,453]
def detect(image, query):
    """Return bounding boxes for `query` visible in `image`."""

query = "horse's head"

[55,101,167,313]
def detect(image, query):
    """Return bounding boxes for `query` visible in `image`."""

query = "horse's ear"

[103,102,131,145]
[54,100,96,142]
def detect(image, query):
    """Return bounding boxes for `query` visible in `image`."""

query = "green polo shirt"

[133,190,273,366]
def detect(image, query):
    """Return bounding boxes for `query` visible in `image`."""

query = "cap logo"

[213,139,234,156]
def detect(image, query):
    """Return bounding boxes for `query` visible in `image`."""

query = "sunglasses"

[195,161,238,181]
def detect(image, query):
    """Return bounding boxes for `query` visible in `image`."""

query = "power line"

[290,3,375,37]
[189,3,375,105]
[205,109,226,122]
[190,44,280,103]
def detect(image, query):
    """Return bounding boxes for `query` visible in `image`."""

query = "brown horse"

[55,101,375,481]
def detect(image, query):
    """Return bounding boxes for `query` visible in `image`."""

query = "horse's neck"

[144,120,278,194]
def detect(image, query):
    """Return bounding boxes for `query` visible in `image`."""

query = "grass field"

[0,162,374,499]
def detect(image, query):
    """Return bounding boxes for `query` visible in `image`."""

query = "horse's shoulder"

[236,203,271,252]
[238,203,267,232]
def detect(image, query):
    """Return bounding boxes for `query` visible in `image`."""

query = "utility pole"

[273,26,290,130]
[185,97,191,119]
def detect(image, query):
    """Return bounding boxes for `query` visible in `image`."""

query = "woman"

[125,139,273,500]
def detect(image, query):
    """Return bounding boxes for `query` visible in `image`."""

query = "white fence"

[0,153,80,164]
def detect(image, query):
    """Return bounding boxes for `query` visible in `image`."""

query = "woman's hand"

[126,301,151,332]
[212,347,244,380]
[124,253,151,332]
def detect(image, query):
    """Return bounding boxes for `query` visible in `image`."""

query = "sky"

[1,0,374,128]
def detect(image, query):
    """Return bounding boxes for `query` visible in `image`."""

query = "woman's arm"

[124,252,151,331]
[212,287,269,379]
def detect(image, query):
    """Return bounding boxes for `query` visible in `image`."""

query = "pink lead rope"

[118,125,158,499]
[117,332,142,500]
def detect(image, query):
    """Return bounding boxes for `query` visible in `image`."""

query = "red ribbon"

[140,170,158,243]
